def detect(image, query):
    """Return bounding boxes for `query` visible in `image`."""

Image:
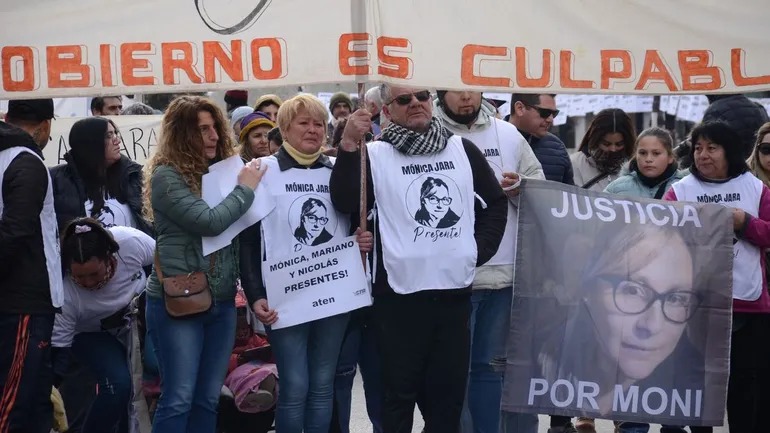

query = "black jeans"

[0,313,55,433]
[373,291,471,433]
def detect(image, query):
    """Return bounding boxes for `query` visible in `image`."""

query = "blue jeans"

[146,297,236,433]
[461,287,515,433]
[330,308,383,433]
[71,332,131,433]
[267,313,349,433]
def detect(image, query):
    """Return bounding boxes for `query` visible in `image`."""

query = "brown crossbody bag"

[154,250,215,318]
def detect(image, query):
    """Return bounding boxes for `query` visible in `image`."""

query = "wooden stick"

[357,82,367,267]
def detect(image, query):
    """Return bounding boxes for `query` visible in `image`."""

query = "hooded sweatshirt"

[435,99,545,290]
[0,122,63,313]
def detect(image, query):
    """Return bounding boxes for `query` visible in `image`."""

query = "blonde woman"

[142,95,265,433]
[239,94,373,433]
[747,122,770,187]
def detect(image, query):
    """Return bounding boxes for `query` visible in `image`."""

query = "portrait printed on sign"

[502,180,732,426]
[408,174,463,229]
[289,195,337,248]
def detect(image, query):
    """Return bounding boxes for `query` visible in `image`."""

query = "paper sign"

[263,235,371,329]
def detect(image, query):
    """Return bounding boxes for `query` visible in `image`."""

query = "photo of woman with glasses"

[504,211,731,426]
[414,176,460,228]
[293,197,333,246]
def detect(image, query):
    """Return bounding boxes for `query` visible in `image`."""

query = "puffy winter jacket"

[145,165,255,301]
[49,153,153,235]
[518,130,574,185]
[604,164,687,199]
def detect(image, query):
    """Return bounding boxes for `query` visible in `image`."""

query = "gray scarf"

[380,117,452,155]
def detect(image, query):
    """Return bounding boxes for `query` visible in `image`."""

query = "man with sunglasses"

[433,89,543,433]
[509,97,578,432]
[0,99,62,433]
[509,94,574,186]
[330,84,508,433]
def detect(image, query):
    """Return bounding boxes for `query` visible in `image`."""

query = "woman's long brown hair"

[142,95,236,222]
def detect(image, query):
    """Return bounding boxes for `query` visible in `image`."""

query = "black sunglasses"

[387,90,431,106]
[523,102,559,119]
[759,143,770,155]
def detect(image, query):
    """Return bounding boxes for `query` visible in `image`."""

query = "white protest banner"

[2,0,769,99]
[43,115,161,167]
[263,235,371,330]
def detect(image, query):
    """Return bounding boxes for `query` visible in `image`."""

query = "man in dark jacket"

[331,84,507,433]
[0,98,61,433]
[509,93,574,185]
[508,95,576,433]
[702,94,769,159]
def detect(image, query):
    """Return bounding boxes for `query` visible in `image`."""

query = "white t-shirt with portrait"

[52,226,154,348]
[84,196,136,228]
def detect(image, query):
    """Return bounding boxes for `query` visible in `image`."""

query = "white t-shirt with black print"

[672,172,763,301]
[52,226,154,347]
[367,135,477,294]
[85,196,136,228]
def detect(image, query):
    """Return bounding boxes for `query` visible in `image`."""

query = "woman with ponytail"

[52,217,154,433]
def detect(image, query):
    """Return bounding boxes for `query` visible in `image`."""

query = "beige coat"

[570,151,623,192]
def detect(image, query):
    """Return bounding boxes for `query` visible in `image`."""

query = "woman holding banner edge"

[238,94,373,433]
[603,128,695,433]
[664,121,770,433]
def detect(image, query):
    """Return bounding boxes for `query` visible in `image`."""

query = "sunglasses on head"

[388,90,431,106]
[759,143,770,155]
[523,103,559,119]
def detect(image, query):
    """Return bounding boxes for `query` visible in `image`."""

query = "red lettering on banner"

[635,50,679,91]
[120,43,155,86]
[731,49,770,86]
[100,44,115,87]
[515,47,554,88]
[600,50,633,89]
[679,50,723,91]
[560,51,595,89]
[47,45,92,88]
[339,33,371,76]
[203,40,244,83]
[2,46,36,91]
[461,44,512,87]
[377,37,412,79]
[162,42,203,85]
[249,38,285,80]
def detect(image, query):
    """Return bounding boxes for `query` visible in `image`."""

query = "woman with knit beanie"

[238,94,373,433]
[238,111,276,159]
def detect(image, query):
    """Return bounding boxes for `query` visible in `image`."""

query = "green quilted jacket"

[146,165,255,301]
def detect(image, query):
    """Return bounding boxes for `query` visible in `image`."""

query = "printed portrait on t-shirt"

[407,174,463,229]
[85,198,133,228]
[289,196,336,247]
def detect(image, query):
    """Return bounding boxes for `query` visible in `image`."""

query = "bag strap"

[153,247,216,283]
[582,172,610,190]
[153,248,164,283]
[653,182,669,200]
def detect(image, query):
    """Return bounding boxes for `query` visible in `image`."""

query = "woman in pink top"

[664,121,770,433]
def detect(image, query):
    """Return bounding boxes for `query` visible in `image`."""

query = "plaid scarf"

[380,117,452,155]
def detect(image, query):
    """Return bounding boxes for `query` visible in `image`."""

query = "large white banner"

[263,235,371,330]
[2,0,769,98]
[43,115,161,167]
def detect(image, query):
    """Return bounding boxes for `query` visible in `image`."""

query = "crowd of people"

[0,85,769,433]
